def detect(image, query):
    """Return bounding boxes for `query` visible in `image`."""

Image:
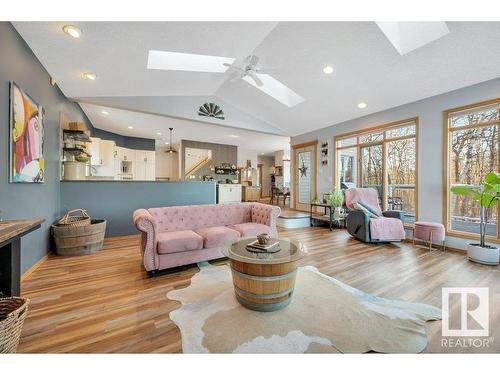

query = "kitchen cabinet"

[89,137,101,166]
[134,150,156,181]
[117,147,135,162]
[217,184,242,204]
[242,186,261,202]
[98,140,117,177]
[89,138,117,177]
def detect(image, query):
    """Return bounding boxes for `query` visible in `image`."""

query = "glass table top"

[225,237,307,265]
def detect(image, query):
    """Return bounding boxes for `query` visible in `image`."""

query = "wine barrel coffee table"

[226,238,307,312]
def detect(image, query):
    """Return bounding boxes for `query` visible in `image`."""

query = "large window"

[334,118,418,224]
[444,100,500,239]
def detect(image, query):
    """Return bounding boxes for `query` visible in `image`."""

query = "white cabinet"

[89,137,101,166]
[218,184,242,204]
[88,141,156,180]
[134,150,156,181]
[89,138,117,177]
[117,147,135,162]
[99,140,117,177]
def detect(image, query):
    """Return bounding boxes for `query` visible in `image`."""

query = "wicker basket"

[58,209,91,227]
[0,297,29,353]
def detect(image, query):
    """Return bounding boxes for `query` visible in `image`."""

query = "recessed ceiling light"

[357,102,367,109]
[62,25,82,39]
[323,65,334,74]
[101,110,109,115]
[127,126,133,129]
[82,72,96,80]
[156,132,162,136]
[147,50,235,73]
[165,142,169,145]
[228,134,240,138]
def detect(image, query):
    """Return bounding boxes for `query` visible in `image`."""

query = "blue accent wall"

[0,22,96,273]
[60,181,216,236]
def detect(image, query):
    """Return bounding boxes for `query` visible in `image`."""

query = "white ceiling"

[13,22,500,137]
[80,103,290,153]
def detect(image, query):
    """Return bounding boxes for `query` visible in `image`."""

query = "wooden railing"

[185,156,212,177]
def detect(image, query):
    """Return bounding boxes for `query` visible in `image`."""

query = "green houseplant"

[450,171,500,265]
[328,189,345,220]
[328,190,344,207]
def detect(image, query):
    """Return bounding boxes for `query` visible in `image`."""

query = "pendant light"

[165,127,177,154]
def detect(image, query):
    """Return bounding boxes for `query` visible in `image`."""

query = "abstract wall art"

[9,82,45,183]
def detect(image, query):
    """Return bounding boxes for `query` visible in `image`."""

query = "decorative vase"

[257,233,270,245]
[467,243,500,265]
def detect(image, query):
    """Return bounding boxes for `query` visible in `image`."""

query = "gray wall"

[181,140,237,180]
[292,77,500,251]
[60,181,216,235]
[0,22,95,273]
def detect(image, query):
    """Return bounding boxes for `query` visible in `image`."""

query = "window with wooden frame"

[444,99,500,241]
[334,118,419,225]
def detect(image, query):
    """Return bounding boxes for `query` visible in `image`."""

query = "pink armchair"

[133,202,281,275]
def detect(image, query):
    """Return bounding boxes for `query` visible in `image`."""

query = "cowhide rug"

[167,263,441,353]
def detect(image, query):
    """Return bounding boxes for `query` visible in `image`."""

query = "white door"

[293,144,317,211]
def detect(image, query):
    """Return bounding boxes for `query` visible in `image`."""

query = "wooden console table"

[0,219,44,297]
[309,203,346,231]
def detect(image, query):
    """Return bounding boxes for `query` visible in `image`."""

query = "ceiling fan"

[222,55,304,108]
[147,50,304,108]
[223,55,264,86]
[165,127,177,154]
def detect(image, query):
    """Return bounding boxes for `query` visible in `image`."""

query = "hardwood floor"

[19,227,500,353]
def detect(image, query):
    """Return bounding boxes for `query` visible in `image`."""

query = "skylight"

[147,50,235,73]
[242,74,305,108]
[376,22,450,55]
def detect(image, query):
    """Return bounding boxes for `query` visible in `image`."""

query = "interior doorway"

[293,142,317,211]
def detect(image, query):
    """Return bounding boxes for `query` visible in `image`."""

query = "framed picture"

[9,82,45,183]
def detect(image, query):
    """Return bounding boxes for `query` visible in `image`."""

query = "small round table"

[225,238,307,312]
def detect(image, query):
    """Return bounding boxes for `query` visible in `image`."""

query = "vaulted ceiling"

[13,22,500,139]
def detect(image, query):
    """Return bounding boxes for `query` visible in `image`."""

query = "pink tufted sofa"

[133,202,281,274]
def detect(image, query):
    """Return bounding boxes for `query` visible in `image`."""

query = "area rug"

[167,263,441,353]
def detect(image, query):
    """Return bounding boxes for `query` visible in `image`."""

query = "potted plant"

[328,189,345,220]
[450,172,500,265]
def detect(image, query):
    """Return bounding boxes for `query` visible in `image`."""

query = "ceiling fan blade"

[247,70,263,87]
[242,73,304,108]
[223,63,242,70]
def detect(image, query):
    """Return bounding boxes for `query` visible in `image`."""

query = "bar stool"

[413,221,446,251]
